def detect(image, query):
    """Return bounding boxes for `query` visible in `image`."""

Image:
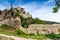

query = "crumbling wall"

[19,24,60,35]
[27,24,60,35]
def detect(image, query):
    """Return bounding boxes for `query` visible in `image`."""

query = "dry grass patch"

[0,36,14,40]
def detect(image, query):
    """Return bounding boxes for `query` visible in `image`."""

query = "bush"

[16,29,26,35]
[53,7,58,13]
[45,33,60,39]
[28,33,35,36]
[13,12,19,19]
[0,24,9,29]
[22,24,28,28]
[20,16,34,28]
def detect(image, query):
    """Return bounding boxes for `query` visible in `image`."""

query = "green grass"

[0,30,60,40]
[0,31,47,40]
[0,24,60,40]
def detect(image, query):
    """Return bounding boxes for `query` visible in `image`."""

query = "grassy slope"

[0,24,60,40]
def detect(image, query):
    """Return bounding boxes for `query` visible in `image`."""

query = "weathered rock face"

[0,7,32,29]
[0,19,10,26]
[27,24,60,35]
[0,17,21,29]
[16,7,32,18]
[18,24,60,35]
[19,13,32,18]
[8,17,21,29]
[0,6,60,35]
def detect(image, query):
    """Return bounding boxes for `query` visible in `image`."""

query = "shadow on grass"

[45,33,60,40]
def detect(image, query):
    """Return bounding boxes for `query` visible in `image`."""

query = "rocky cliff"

[0,6,60,35]
[0,7,32,29]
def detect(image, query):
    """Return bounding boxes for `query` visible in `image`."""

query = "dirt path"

[0,34,36,40]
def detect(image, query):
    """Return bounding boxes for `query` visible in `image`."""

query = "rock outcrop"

[0,6,32,29]
[0,6,60,35]
[27,24,60,35]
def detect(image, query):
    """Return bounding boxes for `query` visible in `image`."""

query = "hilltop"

[0,6,59,28]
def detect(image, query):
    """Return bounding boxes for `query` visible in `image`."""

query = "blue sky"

[0,0,60,22]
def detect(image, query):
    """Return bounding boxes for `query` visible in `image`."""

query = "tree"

[0,10,2,14]
[53,0,60,13]
[13,12,19,18]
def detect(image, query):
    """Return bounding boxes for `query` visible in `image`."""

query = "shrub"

[0,24,9,29]
[28,33,35,36]
[13,12,20,19]
[0,10,2,14]
[45,33,60,39]
[22,24,28,28]
[16,29,26,35]
[53,7,58,13]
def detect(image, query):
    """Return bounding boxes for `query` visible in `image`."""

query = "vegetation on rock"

[20,15,59,28]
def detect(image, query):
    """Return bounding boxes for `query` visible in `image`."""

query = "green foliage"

[0,10,2,14]
[13,12,19,18]
[1,28,60,40]
[20,16,34,28]
[20,16,59,28]
[0,24,9,29]
[16,29,26,35]
[26,17,34,24]
[53,7,58,13]
[34,18,42,24]
[22,24,28,28]
[20,16,27,28]
[34,18,58,24]
[55,0,60,8]
[0,24,16,32]
[28,33,35,36]
[45,33,60,39]
[53,0,60,13]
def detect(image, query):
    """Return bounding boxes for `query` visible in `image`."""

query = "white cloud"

[19,1,40,12]
[0,6,7,10]
[45,0,54,3]
[20,1,60,22]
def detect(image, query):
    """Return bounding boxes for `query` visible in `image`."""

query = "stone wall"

[19,24,60,35]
